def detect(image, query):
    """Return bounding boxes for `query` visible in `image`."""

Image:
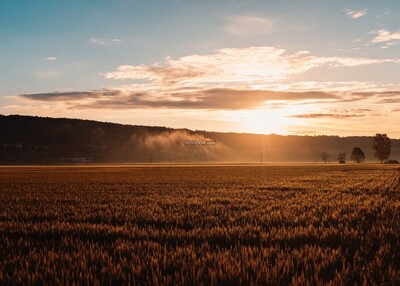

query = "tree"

[337,152,347,163]
[351,147,365,163]
[321,152,329,164]
[373,133,391,163]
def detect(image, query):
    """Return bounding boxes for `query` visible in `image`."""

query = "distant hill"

[1,114,399,164]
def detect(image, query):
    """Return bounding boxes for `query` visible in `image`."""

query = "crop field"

[1,164,400,285]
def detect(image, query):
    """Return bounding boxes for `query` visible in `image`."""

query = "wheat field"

[1,165,399,285]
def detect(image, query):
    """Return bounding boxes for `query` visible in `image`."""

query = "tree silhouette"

[351,147,365,163]
[321,152,329,164]
[337,152,347,163]
[372,134,391,163]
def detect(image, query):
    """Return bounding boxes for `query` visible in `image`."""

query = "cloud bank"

[20,89,337,110]
[21,46,400,111]
[104,46,399,86]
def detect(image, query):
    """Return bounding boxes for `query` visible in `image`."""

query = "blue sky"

[1,0,400,136]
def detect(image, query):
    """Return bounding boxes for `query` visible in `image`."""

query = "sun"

[240,109,285,134]
[233,105,310,135]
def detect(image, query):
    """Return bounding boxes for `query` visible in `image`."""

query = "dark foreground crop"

[1,165,399,285]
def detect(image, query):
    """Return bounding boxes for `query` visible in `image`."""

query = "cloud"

[90,37,122,46]
[223,15,274,35]
[19,88,337,110]
[104,46,399,86]
[21,45,400,111]
[370,29,400,43]
[351,91,400,98]
[289,113,365,119]
[346,9,367,19]
[377,8,391,18]
[21,90,120,101]
[46,56,57,61]
[282,81,397,93]
[375,98,400,104]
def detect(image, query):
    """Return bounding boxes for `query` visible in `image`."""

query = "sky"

[1,0,400,137]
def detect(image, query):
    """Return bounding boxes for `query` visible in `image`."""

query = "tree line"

[321,133,395,164]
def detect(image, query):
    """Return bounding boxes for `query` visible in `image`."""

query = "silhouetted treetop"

[372,134,391,164]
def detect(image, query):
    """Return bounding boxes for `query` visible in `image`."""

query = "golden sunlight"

[234,105,310,135]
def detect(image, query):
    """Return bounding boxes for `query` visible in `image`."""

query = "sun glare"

[234,104,310,135]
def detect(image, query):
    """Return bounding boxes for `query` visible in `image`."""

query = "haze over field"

[1,115,400,164]
[1,0,400,136]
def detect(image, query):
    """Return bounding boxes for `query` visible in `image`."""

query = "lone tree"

[373,133,391,163]
[321,152,329,164]
[351,147,365,163]
[337,152,347,163]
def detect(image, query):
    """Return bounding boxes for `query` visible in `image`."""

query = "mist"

[127,130,237,162]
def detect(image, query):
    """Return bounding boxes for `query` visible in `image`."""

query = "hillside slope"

[1,114,399,164]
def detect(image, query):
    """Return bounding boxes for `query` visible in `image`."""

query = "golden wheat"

[0,165,399,285]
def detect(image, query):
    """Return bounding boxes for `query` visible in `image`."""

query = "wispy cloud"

[223,15,274,35]
[19,89,337,110]
[377,8,391,18]
[375,98,400,104]
[346,9,367,19]
[289,113,365,119]
[19,88,400,111]
[90,37,122,46]
[370,29,400,43]
[21,90,117,101]
[282,81,395,93]
[351,91,400,98]
[46,56,57,61]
